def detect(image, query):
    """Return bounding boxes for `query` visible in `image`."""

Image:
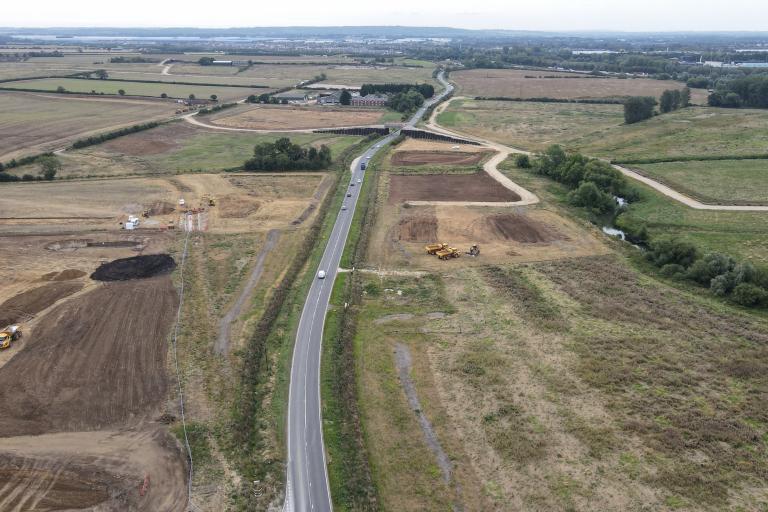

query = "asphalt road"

[283,72,453,512]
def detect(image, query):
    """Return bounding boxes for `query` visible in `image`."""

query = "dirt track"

[388,173,521,204]
[0,276,178,437]
[390,150,489,166]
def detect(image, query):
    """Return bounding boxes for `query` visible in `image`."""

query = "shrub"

[732,283,767,307]
[567,182,615,214]
[646,237,699,268]
[623,96,656,124]
[686,252,735,285]
[660,263,687,279]
[515,153,531,168]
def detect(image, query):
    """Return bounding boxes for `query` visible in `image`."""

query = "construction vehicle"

[142,209,151,218]
[436,247,461,260]
[0,325,22,349]
[425,243,448,255]
[467,244,480,257]
[202,194,216,207]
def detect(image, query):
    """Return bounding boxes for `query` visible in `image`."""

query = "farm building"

[317,91,343,105]
[351,93,389,107]
[273,91,311,103]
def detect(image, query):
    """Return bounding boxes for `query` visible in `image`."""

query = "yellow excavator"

[0,325,22,349]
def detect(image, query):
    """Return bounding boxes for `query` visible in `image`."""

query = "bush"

[515,154,531,168]
[732,283,767,307]
[243,137,332,171]
[646,237,699,268]
[623,96,656,124]
[686,252,735,285]
[660,263,687,279]
[567,182,615,214]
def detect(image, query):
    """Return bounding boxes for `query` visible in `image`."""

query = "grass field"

[578,106,768,161]
[633,159,768,205]
[321,65,436,86]
[452,68,708,103]
[500,158,768,267]
[2,77,260,101]
[0,91,176,161]
[9,123,361,178]
[438,99,625,151]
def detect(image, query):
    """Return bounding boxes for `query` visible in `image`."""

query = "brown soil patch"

[388,173,521,203]
[146,201,176,215]
[478,213,566,243]
[97,123,201,156]
[398,215,438,242]
[40,269,87,281]
[390,151,489,166]
[218,195,261,218]
[210,104,384,130]
[0,281,83,326]
[0,276,178,437]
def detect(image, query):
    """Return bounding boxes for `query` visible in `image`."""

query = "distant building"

[273,91,310,103]
[351,93,388,107]
[317,91,343,105]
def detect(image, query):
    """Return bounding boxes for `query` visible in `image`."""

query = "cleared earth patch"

[388,173,521,203]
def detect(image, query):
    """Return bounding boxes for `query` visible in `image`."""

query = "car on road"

[317,270,326,279]
[366,156,372,159]
[341,204,347,210]
[350,182,355,187]
[357,179,361,183]
[346,192,352,197]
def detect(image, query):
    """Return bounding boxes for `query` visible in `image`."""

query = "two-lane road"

[284,73,454,512]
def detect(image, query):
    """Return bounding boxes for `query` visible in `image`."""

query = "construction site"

[0,167,334,510]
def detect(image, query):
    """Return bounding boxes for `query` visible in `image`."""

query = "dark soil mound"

[91,254,176,281]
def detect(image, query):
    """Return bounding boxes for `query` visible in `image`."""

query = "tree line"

[708,75,768,108]
[525,145,638,215]
[243,137,332,171]
[623,87,690,124]
[359,83,434,98]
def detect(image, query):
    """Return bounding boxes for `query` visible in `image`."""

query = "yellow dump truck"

[0,325,22,349]
[436,247,460,260]
[425,243,448,255]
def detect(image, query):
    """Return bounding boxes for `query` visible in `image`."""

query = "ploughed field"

[388,172,521,203]
[207,104,386,130]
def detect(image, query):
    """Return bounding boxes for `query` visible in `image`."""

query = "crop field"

[577,106,768,161]
[7,123,360,178]
[633,159,768,205]
[437,99,625,151]
[321,64,436,86]
[207,104,387,130]
[2,77,261,101]
[452,68,708,103]
[171,63,327,88]
[0,91,176,161]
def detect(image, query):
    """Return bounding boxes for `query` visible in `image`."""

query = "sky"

[3,0,768,32]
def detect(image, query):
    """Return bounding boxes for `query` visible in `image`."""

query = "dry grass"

[0,91,176,161]
[208,104,386,130]
[453,69,708,103]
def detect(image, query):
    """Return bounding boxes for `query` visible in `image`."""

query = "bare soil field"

[369,201,607,270]
[390,150,490,166]
[208,104,385,130]
[452,69,708,103]
[0,281,83,327]
[388,172,521,203]
[0,91,176,161]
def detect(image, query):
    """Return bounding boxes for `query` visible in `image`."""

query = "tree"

[94,69,108,79]
[679,87,691,108]
[646,237,699,268]
[623,96,656,124]
[118,89,126,96]
[189,94,196,100]
[732,283,767,307]
[659,90,676,113]
[210,94,218,101]
[246,94,257,103]
[567,181,615,214]
[198,57,214,66]
[56,86,66,93]
[340,89,351,106]
[38,155,61,180]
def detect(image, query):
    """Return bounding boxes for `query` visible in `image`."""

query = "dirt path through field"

[432,94,768,212]
[183,112,317,133]
[422,96,538,207]
[215,229,280,355]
